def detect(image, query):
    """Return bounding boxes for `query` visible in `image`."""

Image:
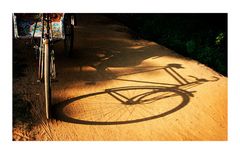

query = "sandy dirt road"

[13,15,227,141]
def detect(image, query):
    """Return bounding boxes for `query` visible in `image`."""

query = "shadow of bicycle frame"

[52,61,219,125]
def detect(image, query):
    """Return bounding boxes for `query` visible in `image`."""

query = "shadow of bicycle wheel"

[52,86,194,125]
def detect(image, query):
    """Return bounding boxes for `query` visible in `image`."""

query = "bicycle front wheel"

[44,38,51,119]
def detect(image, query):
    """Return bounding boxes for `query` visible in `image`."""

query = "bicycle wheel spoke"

[114,105,130,121]
[104,106,127,122]
[126,106,136,121]
[138,104,156,116]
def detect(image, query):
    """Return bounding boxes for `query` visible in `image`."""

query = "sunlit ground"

[14,15,227,141]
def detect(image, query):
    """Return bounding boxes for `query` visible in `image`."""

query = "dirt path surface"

[13,14,227,141]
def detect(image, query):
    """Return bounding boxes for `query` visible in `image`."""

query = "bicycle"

[13,13,75,119]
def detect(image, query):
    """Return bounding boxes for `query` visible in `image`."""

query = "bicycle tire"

[50,50,56,80]
[44,38,51,119]
[37,37,44,81]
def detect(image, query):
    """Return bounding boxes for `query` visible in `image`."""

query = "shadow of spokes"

[52,86,194,125]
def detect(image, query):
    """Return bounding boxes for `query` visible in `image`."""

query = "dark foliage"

[105,14,227,76]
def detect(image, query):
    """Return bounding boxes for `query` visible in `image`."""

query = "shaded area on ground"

[13,39,36,140]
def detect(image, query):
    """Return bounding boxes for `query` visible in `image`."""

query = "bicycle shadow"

[52,75,219,125]
[52,15,220,125]
[65,45,170,83]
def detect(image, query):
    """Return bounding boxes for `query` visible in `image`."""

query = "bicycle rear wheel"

[37,37,44,81]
